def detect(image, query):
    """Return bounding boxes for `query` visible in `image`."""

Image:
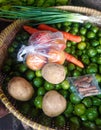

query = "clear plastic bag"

[67,74,101,99]
[28,31,65,45]
[17,31,66,70]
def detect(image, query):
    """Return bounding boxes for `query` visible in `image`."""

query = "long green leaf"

[0,6,101,25]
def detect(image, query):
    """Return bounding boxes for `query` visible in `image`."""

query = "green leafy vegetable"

[0,6,101,25]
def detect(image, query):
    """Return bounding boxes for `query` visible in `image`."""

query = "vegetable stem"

[0,6,101,25]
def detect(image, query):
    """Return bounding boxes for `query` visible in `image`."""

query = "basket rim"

[0,5,101,130]
[54,5,101,15]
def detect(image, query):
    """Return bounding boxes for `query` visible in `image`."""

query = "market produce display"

[1,19,101,130]
[0,0,70,10]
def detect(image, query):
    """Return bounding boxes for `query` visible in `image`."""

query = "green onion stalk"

[0,6,101,25]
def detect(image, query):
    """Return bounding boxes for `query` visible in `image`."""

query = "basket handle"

[54,5,101,15]
[0,19,27,48]
[0,96,9,118]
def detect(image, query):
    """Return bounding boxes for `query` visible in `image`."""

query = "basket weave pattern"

[0,6,101,130]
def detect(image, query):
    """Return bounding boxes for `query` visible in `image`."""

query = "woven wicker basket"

[0,6,101,130]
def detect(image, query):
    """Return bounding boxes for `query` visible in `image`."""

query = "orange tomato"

[26,54,47,70]
[48,49,66,65]
[54,39,66,50]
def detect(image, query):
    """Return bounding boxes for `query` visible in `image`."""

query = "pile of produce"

[1,18,101,129]
[0,0,70,10]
